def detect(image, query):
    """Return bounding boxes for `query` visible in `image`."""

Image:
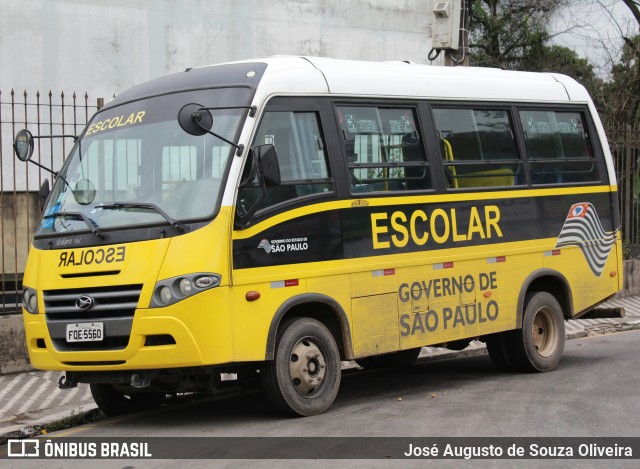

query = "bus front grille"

[43,284,142,351]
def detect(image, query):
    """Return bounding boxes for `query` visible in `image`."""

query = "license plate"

[66,322,104,342]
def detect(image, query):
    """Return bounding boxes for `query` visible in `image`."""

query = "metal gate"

[607,123,640,258]
[0,89,102,314]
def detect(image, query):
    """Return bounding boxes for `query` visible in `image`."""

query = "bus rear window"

[518,110,599,184]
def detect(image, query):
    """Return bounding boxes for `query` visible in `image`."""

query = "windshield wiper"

[96,202,187,232]
[43,211,107,239]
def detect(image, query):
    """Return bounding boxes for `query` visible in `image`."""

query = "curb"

[0,404,99,444]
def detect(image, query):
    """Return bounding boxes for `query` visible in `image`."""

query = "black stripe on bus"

[232,192,613,269]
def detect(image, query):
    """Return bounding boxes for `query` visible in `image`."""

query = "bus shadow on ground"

[100,342,609,430]
[104,353,533,427]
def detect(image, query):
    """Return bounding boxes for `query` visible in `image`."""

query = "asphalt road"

[5,330,640,468]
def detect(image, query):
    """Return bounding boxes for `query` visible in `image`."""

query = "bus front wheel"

[90,383,167,417]
[263,317,341,417]
[508,291,565,372]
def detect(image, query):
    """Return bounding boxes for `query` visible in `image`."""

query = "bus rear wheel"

[90,383,167,417]
[263,318,341,417]
[507,291,565,372]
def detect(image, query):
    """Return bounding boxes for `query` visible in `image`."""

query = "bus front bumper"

[23,290,235,372]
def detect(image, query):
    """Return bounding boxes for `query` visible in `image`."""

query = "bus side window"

[432,107,523,189]
[336,106,431,193]
[518,110,599,185]
[239,111,333,211]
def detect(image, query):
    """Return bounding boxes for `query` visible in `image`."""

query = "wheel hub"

[532,306,558,357]
[289,338,327,397]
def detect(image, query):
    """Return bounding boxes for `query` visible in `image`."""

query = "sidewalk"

[1,295,640,442]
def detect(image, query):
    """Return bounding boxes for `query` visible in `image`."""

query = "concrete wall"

[619,259,640,298]
[0,192,41,374]
[1,0,436,99]
[0,315,30,374]
[0,192,41,277]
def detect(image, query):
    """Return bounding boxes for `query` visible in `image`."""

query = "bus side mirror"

[178,103,213,136]
[13,129,74,188]
[254,144,281,187]
[14,129,35,162]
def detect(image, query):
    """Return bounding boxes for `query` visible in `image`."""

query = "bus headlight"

[178,278,192,296]
[151,273,221,308]
[22,287,39,314]
[158,286,173,305]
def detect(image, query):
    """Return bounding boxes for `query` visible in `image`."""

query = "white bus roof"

[230,56,592,104]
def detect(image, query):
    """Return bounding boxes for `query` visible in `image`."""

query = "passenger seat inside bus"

[442,138,514,189]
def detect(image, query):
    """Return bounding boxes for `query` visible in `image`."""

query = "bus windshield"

[36,89,246,237]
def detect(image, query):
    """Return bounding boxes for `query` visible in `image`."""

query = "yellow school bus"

[15,57,622,417]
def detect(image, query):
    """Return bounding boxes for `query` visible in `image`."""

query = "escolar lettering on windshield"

[85,111,146,136]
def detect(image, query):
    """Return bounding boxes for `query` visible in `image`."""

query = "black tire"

[507,291,566,372]
[263,318,341,417]
[355,347,421,369]
[90,383,166,417]
[485,333,516,371]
